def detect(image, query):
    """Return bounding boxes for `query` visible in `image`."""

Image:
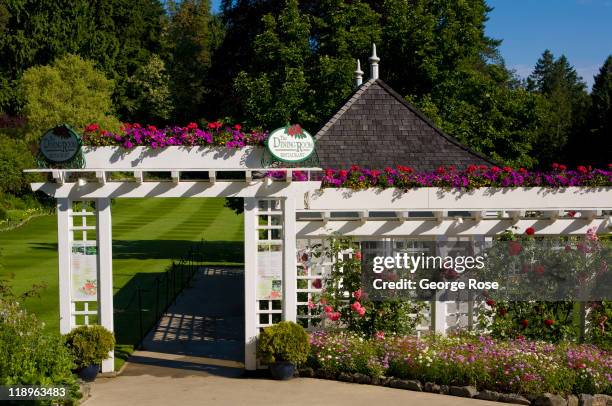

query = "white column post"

[57,198,73,334]
[244,198,258,370]
[432,301,447,334]
[282,197,297,322]
[96,198,114,372]
[432,235,448,334]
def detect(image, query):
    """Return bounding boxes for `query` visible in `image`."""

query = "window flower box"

[82,146,266,170]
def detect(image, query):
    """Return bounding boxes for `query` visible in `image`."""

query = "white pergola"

[28,147,612,372]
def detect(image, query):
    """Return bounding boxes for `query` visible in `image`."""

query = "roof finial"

[355,59,364,87]
[369,43,380,80]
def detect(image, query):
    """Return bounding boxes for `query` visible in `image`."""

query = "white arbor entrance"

[28,147,612,372]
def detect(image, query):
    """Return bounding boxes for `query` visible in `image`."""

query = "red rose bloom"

[486,299,496,307]
[534,265,545,275]
[544,319,554,327]
[520,319,529,327]
[508,241,523,256]
[525,227,535,235]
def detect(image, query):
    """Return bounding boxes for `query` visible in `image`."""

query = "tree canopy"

[21,54,121,141]
[0,0,609,173]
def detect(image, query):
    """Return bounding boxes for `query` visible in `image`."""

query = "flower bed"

[82,121,268,149]
[307,332,612,399]
[321,164,612,189]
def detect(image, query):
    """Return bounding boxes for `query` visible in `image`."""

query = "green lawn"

[0,198,243,368]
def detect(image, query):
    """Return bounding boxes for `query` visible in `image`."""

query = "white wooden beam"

[581,210,602,222]
[396,211,409,222]
[245,170,252,183]
[282,197,297,323]
[208,170,216,184]
[30,182,612,212]
[171,171,180,184]
[322,211,330,225]
[95,171,106,185]
[434,210,447,223]
[506,210,525,224]
[134,171,143,184]
[243,198,258,371]
[542,210,563,221]
[471,211,486,223]
[296,218,610,237]
[52,170,64,185]
[359,210,368,224]
[57,198,72,335]
[285,169,292,183]
[97,198,114,373]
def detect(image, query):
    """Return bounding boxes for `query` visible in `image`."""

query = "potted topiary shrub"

[65,325,115,382]
[256,321,310,380]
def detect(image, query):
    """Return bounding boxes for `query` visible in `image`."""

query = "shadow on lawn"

[30,240,244,264]
[114,240,244,264]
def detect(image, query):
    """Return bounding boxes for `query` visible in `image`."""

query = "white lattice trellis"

[69,201,99,326]
[255,199,283,331]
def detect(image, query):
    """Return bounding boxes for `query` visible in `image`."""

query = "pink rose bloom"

[351,301,362,312]
[374,331,385,340]
[307,300,316,309]
[353,289,363,301]
[354,252,362,260]
[357,307,366,317]
[323,305,333,313]
[329,312,341,321]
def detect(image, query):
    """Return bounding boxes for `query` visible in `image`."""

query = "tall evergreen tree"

[304,0,381,122]
[233,0,312,128]
[527,50,590,167]
[586,56,612,166]
[167,0,222,122]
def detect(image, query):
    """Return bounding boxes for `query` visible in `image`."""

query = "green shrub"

[0,135,35,194]
[0,294,80,402]
[65,325,115,368]
[0,206,6,220]
[257,321,309,365]
[21,54,121,142]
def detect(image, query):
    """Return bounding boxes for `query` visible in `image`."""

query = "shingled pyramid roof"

[314,79,495,171]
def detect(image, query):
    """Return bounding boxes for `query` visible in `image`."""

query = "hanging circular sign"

[39,124,81,163]
[266,124,315,163]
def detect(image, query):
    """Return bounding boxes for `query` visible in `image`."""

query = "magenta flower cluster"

[82,121,268,149]
[309,331,612,396]
[321,164,612,190]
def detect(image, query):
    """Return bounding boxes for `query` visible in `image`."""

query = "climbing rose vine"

[82,121,268,149]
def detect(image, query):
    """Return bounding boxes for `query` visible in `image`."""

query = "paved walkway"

[88,358,506,406]
[141,267,245,362]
